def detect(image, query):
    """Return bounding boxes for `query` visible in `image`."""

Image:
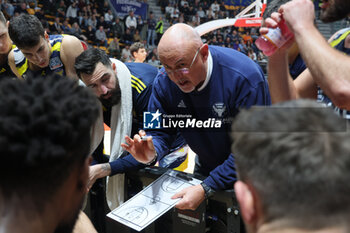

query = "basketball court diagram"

[107,170,201,231]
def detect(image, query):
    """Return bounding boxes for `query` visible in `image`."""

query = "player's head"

[0,11,12,55]
[130,42,147,63]
[9,14,51,68]
[232,100,350,233]
[158,23,208,93]
[75,48,121,108]
[0,75,99,232]
[320,0,350,23]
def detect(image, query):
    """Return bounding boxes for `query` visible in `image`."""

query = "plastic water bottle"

[255,20,294,56]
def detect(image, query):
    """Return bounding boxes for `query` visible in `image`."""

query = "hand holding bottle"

[256,12,294,56]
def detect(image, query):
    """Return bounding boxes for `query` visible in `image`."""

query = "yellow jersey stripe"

[330,30,350,48]
[52,41,61,52]
[131,75,146,88]
[18,59,28,76]
[131,79,144,92]
[131,84,141,93]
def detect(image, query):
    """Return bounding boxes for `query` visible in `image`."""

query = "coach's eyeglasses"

[165,46,201,75]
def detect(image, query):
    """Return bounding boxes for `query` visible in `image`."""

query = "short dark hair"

[232,100,350,229]
[130,42,145,58]
[263,0,291,19]
[74,48,112,79]
[8,14,45,49]
[0,76,99,209]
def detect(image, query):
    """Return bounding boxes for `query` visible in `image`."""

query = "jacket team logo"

[212,103,227,117]
[143,110,162,129]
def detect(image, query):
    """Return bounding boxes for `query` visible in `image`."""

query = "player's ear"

[44,31,49,42]
[234,181,257,224]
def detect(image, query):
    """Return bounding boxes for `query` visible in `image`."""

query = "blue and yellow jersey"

[0,44,17,79]
[125,62,158,135]
[317,27,350,119]
[329,27,350,54]
[102,62,157,135]
[13,34,65,79]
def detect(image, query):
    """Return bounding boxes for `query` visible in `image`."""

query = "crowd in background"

[0,0,267,69]
[158,0,267,63]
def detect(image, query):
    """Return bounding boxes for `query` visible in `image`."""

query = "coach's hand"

[171,184,205,210]
[121,130,157,165]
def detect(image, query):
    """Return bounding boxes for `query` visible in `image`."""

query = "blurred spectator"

[218,11,226,19]
[85,25,96,42]
[66,1,78,24]
[247,48,257,61]
[155,16,163,45]
[211,0,220,12]
[42,0,56,15]
[34,7,45,21]
[170,5,180,22]
[112,17,124,38]
[228,29,240,41]
[238,38,247,54]
[147,54,160,67]
[192,13,200,26]
[146,47,158,61]
[121,44,132,62]
[92,8,100,18]
[257,51,267,63]
[56,0,66,18]
[14,2,28,15]
[104,9,114,25]
[51,17,62,34]
[165,3,174,20]
[78,0,86,10]
[133,29,142,42]
[250,27,259,40]
[201,1,210,11]
[108,37,121,59]
[197,6,205,18]
[71,22,86,41]
[147,12,156,46]
[79,13,89,29]
[2,0,15,18]
[61,19,71,34]
[224,37,233,47]
[137,15,144,34]
[180,0,188,7]
[206,7,215,19]
[122,28,134,45]
[88,14,98,30]
[102,1,110,14]
[97,16,108,31]
[125,10,137,33]
[95,25,108,47]
[220,1,227,11]
[242,30,253,44]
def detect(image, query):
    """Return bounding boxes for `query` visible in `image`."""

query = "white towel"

[106,59,133,210]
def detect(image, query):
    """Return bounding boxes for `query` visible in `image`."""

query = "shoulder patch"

[49,56,63,70]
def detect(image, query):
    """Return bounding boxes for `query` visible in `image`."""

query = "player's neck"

[0,196,57,233]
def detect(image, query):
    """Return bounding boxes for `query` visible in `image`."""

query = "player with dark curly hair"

[0,75,100,233]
